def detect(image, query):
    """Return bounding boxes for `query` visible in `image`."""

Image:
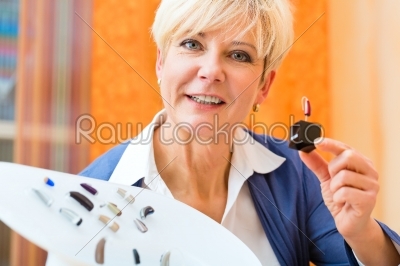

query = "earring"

[253,104,260,112]
[157,79,161,86]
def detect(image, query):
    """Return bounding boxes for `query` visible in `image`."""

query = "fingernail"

[314,137,323,144]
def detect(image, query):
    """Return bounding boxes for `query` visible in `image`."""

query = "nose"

[197,51,226,84]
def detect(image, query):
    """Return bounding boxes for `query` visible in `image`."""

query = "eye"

[231,51,251,62]
[181,39,202,50]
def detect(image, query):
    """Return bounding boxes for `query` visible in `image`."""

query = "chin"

[186,117,238,145]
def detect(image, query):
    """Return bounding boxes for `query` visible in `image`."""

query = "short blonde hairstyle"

[152,0,294,71]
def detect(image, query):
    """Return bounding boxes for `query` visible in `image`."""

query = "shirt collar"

[222,129,285,220]
[109,109,166,187]
[109,109,286,194]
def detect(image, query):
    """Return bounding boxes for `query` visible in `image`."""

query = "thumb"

[298,150,331,183]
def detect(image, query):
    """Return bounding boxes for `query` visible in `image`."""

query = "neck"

[153,123,233,199]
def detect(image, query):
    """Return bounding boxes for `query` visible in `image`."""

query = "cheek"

[229,67,262,93]
[160,61,197,96]
[228,89,259,121]
[234,84,259,107]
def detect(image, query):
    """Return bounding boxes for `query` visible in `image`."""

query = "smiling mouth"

[188,95,225,105]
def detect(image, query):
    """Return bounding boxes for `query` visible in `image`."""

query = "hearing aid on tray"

[134,218,148,233]
[98,215,120,232]
[140,206,155,220]
[67,191,94,211]
[59,208,83,226]
[80,183,98,195]
[116,188,135,204]
[133,249,140,265]
[32,188,54,207]
[289,97,322,153]
[95,238,106,264]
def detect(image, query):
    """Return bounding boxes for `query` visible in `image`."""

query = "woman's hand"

[299,137,400,264]
[299,137,378,238]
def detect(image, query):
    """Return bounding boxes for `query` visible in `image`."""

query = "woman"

[80,0,400,265]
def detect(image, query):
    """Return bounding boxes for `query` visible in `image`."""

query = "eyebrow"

[196,32,257,51]
[231,41,257,51]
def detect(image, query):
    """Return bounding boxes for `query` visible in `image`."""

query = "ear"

[255,70,276,104]
[156,48,163,80]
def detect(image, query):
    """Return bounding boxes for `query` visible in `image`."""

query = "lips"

[188,95,225,105]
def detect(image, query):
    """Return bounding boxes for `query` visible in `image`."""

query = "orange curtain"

[90,0,330,158]
[249,0,329,142]
[90,0,162,160]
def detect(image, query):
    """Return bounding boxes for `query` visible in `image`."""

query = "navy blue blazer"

[80,133,400,265]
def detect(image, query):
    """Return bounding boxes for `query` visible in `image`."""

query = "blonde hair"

[152,0,294,71]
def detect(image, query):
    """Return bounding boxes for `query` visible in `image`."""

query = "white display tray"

[0,162,261,266]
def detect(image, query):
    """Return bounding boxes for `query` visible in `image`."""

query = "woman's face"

[156,27,275,141]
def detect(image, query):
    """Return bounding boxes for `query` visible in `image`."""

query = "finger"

[315,137,352,156]
[330,170,379,194]
[328,149,379,179]
[299,150,331,183]
[332,187,376,214]
[316,137,375,168]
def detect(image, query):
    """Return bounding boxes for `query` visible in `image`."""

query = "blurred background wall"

[0,0,399,265]
[1,0,93,265]
[0,1,17,160]
[0,1,18,265]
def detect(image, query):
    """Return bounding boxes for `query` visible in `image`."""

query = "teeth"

[190,95,223,105]
[211,96,221,103]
